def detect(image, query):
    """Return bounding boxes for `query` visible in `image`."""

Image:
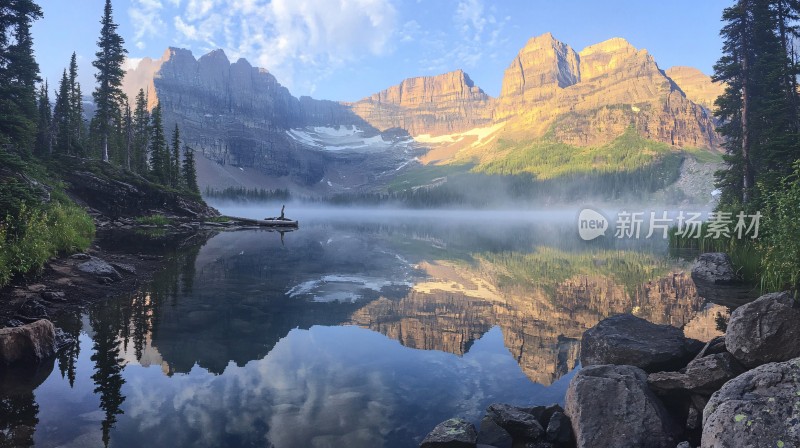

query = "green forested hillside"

[0,0,203,288]
[476,128,678,179]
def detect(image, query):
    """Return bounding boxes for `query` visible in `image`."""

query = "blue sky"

[32,0,728,102]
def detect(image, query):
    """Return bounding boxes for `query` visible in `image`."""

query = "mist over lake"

[3,205,731,448]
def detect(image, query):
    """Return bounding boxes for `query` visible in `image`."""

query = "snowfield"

[286,125,414,152]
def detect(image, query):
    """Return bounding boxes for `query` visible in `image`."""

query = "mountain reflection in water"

[1,209,739,448]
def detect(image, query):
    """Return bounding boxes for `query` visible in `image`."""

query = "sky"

[32,0,729,102]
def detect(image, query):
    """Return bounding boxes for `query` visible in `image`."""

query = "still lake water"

[3,207,737,448]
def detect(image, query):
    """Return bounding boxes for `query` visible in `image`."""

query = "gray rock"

[580,314,703,372]
[565,364,680,448]
[477,416,512,448]
[0,319,56,365]
[524,404,564,428]
[702,358,800,448]
[692,335,727,360]
[40,290,66,302]
[686,405,701,431]
[420,418,478,448]
[486,403,544,441]
[516,442,554,448]
[17,300,48,319]
[676,442,692,448]
[545,411,574,446]
[648,352,745,395]
[69,253,91,260]
[77,257,122,282]
[725,291,800,368]
[691,253,737,284]
[110,261,136,275]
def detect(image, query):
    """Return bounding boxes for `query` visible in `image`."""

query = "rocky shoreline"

[420,255,799,448]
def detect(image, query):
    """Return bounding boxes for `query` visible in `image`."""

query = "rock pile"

[421,290,800,448]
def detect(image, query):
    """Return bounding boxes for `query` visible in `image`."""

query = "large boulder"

[702,358,800,447]
[545,411,574,446]
[691,253,737,284]
[648,352,746,395]
[0,319,56,365]
[580,314,703,372]
[565,364,680,448]
[725,291,800,368]
[486,403,544,441]
[77,257,122,282]
[477,416,512,448]
[420,418,478,448]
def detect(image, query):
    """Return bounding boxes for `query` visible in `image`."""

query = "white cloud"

[456,0,486,38]
[123,57,144,71]
[448,0,509,69]
[164,0,397,94]
[129,0,167,50]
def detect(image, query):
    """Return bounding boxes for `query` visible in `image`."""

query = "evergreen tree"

[148,104,168,184]
[0,0,43,156]
[132,89,149,173]
[91,0,127,163]
[68,52,84,155]
[713,0,800,207]
[182,144,199,194]
[34,80,51,156]
[53,69,72,155]
[170,124,181,187]
[123,98,132,170]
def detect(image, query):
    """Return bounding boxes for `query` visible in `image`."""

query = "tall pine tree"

[171,124,181,187]
[713,0,800,207]
[182,145,199,194]
[123,98,132,170]
[0,0,43,156]
[53,69,72,155]
[34,80,51,156]
[149,103,168,184]
[92,0,127,163]
[68,52,84,155]
[132,89,150,173]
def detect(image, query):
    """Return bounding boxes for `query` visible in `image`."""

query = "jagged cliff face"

[123,48,414,191]
[124,33,722,192]
[346,33,719,162]
[348,69,494,136]
[500,32,580,98]
[492,34,719,149]
[665,66,726,111]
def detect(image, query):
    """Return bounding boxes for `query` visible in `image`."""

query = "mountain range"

[122,32,725,198]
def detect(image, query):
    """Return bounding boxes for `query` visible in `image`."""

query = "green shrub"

[0,201,95,287]
[135,214,170,226]
[760,161,800,292]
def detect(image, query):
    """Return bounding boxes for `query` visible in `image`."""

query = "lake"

[2,207,733,448]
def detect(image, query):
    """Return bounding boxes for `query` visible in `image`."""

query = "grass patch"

[388,163,471,191]
[0,201,95,287]
[205,216,233,223]
[684,148,725,164]
[0,149,96,287]
[135,215,170,226]
[476,127,675,179]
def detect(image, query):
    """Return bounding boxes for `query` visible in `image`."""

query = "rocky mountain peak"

[348,69,493,136]
[500,32,580,97]
[578,37,650,82]
[580,37,637,56]
[665,66,725,111]
[364,69,488,107]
